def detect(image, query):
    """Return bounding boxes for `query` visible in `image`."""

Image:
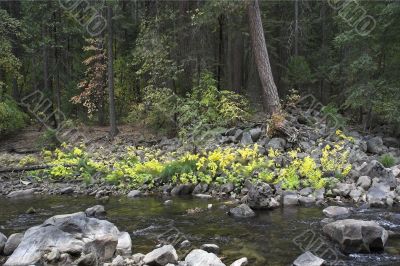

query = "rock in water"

[127,190,141,198]
[116,232,132,255]
[3,233,23,255]
[185,249,225,266]
[230,257,248,266]
[85,205,106,218]
[246,182,279,209]
[200,243,220,254]
[0,232,7,254]
[293,251,325,266]
[323,219,388,253]
[229,204,255,218]
[6,188,35,198]
[143,245,178,265]
[322,206,350,218]
[4,212,120,265]
[367,183,391,207]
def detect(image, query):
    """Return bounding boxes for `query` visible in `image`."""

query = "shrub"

[379,154,396,168]
[0,99,28,136]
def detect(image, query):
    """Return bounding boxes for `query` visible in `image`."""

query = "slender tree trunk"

[247,0,281,114]
[232,31,243,93]
[107,4,119,138]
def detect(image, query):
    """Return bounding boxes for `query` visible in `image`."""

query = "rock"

[230,257,248,266]
[350,188,363,202]
[6,188,35,198]
[60,186,74,195]
[0,232,7,254]
[85,205,106,218]
[116,232,132,255]
[320,218,335,227]
[180,240,191,249]
[171,184,195,196]
[185,249,225,266]
[229,204,255,218]
[249,128,262,142]
[314,189,325,200]
[246,182,278,209]
[357,176,372,190]
[132,253,145,264]
[76,253,97,266]
[322,206,350,218]
[367,183,391,207]
[194,194,213,199]
[221,183,235,193]
[367,136,384,154]
[111,255,124,266]
[266,138,286,151]
[240,132,253,145]
[299,187,313,196]
[333,183,353,197]
[192,183,208,194]
[283,193,299,206]
[233,129,243,143]
[46,248,61,262]
[200,244,220,254]
[127,190,141,198]
[143,245,178,266]
[360,160,396,188]
[3,233,23,255]
[293,251,325,266]
[4,212,119,265]
[299,196,316,206]
[383,137,400,148]
[323,219,388,253]
[164,200,173,205]
[26,207,36,214]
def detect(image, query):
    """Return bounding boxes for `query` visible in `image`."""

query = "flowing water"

[0,195,400,265]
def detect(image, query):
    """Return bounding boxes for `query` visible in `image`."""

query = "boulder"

[111,255,125,266]
[367,136,384,154]
[323,219,388,253]
[5,212,119,265]
[299,187,313,196]
[60,187,74,195]
[322,206,350,218]
[293,251,325,266]
[185,249,225,266]
[367,183,391,207]
[357,176,372,190]
[349,188,363,202]
[76,253,97,266]
[229,204,255,218]
[194,194,213,199]
[240,132,253,145]
[360,160,396,188]
[171,184,195,196]
[266,138,286,151]
[283,194,299,206]
[233,129,243,143]
[3,233,23,255]
[230,257,248,266]
[85,205,106,218]
[6,188,35,198]
[249,128,262,142]
[332,183,353,197]
[143,245,178,266]
[0,232,7,254]
[116,232,132,255]
[221,183,235,193]
[200,244,220,254]
[299,196,316,206]
[246,182,278,209]
[127,190,142,198]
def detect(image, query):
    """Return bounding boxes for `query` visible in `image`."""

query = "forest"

[1,1,400,266]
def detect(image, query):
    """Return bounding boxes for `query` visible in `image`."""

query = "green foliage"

[285,56,313,87]
[0,99,27,136]
[321,104,347,129]
[379,154,396,168]
[36,129,60,149]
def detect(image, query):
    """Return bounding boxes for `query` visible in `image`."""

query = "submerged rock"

[143,244,178,266]
[293,251,325,266]
[200,243,220,254]
[322,206,350,218]
[4,212,120,265]
[185,249,225,266]
[229,204,255,218]
[323,219,388,253]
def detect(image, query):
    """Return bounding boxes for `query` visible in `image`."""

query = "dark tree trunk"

[107,4,119,138]
[217,14,225,91]
[232,30,244,93]
[247,0,281,114]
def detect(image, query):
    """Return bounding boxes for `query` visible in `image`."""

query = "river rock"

[200,244,220,254]
[240,132,253,145]
[266,138,286,151]
[143,244,178,265]
[111,255,124,266]
[0,232,7,254]
[360,160,396,188]
[349,188,363,202]
[332,183,353,197]
[4,212,120,265]
[45,248,61,262]
[76,253,97,266]
[283,193,299,206]
[367,136,384,154]
[171,184,195,196]
[323,219,388,253]
[249,128,262,142]
[60,186,74,195]
[299,187,313,196]
[230,257,248,266]
[185,249,225,266]
[229,204,255,218]
[299,196,316,206]
[192,183,208,194]
[293,251,325,266]
[3,233,23,256]
[6,188,35,198]
[85,205,106,218]
[322,206,350,218]
[367,183,391,207]
[127,190,141,198]
[116,232,132,255]
[357,176,372,190]
[221,183,235,193]
[194,194,213,199]
[246,182,278,209]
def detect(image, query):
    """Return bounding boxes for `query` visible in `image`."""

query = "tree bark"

[247,0,281,114]
[107,4,119,138]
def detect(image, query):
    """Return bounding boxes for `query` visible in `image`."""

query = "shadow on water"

[0,195,400,265]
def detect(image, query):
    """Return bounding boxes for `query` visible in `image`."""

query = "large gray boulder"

[293,251,325,266]
[229,204,255,218]
[116,232,132,255]
[323,219,388,253]
[360,160,396,188]
[3,233,23,255]
[171,184,195,196]
[185,249,225,266]
[322,206,350,218]
[249,128,262,142]
[367,183,391,207]
[266,138,286,151]
[367,136,384,154]
[0,232,7,254]
[230,257,248,266]
[85,205,106,218]
[143,245,178,266]
[5,212,120,266]
[245,182,279,209]
[357,176,372,190]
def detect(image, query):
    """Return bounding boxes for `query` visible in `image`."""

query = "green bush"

[0,99,28,136]
[379,154,396,168]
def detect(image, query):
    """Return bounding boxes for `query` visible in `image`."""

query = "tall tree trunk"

[247,0,281,114]
[107,4,119,138]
